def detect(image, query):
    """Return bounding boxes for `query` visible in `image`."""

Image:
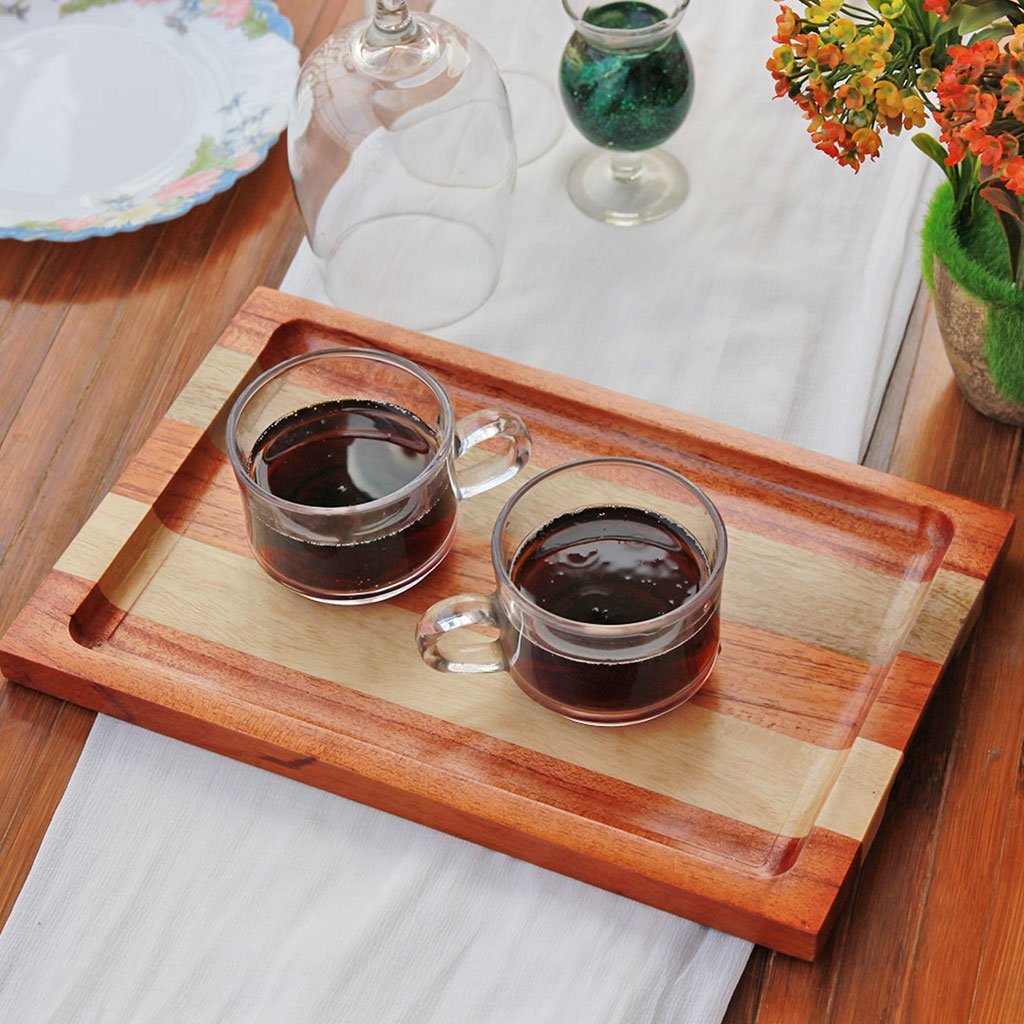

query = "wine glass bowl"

[288,2,516,331]
[559,0,693,226]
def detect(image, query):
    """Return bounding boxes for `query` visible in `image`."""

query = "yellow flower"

[875,80,904,118]
[872,22,896,51]
[902,92,927,128]
[772,44,797,74]
[806,0,842,24]
[828,18,857,46]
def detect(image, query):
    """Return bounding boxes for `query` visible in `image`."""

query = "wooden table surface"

[1,2,1022,1020]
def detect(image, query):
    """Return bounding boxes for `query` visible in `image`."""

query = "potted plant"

[767,0,1024,424]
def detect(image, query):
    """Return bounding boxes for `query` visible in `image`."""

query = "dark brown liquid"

[508,506,719,719]
[246,400,457,598]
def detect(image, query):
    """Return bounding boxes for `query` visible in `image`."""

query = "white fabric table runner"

[0,1,933,1021]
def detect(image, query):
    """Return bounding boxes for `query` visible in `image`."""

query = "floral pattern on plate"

[0,0,297,241]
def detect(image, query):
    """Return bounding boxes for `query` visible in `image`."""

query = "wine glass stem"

[370,0,416,41]
[611,152,645,185]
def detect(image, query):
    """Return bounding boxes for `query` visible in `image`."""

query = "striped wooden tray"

[1,289,1013,959]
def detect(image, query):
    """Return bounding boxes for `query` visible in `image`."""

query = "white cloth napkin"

[0,1,934,1021]
[291,0,934,461]
[0,718,753,1023]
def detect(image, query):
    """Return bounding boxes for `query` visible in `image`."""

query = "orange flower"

[853,127,882,158]
[874,81,903,118]
[774,6,798,44]
[902,93,927,129]
[817,44,842,68]
[947,42,1000,81]
[975,92,999,128]
[1005,157,1024,192]
[1003,73,1024,118]
[837,82,865,110]
[922,0,951,20]
[976,135,1005,167]
[767,0,946,173]
[812,120,849,159]
[945,136,967,166]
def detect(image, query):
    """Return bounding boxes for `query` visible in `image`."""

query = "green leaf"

[240,9,270,40]
[184,136,220,175]
[59,0,124,14]
[966,21,1015,41]
[981,185,1024,283]
[914,133,950,168]
[956,0,1017,33]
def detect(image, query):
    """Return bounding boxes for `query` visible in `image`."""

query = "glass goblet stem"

[370,0,415,42]
[611,152,644,184]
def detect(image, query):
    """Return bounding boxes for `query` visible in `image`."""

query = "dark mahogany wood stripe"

[44,572,821,874]
[113,350,964,584]
[223,296,1013,581]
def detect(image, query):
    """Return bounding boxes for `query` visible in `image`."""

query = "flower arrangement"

[767,1,1024,287]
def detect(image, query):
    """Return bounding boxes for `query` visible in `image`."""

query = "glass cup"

[227,349,531,604]
[559,0,694,226]
[416,458,726,725]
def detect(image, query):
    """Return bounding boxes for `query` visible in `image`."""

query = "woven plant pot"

[932,256,1024,426]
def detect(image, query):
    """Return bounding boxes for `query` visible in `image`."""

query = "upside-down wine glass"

[289,0,516,330]
[407,0,565,166]
[559,0,693,226]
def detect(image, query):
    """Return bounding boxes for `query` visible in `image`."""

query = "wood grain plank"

[723,303,1023,1021]
[0,7,1021,1014]
[0,688,94,928]
[900,423,1022,1024]
[0,0,357,940]
[2,291,1011,963]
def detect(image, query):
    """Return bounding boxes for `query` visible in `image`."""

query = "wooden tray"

[1,289,1013,959]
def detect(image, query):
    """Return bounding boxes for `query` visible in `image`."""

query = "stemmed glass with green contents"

[559,0,693,226]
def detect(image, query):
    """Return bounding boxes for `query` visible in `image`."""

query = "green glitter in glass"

[559,1,693,152]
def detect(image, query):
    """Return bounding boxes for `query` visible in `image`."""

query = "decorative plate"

[0,0,298,241]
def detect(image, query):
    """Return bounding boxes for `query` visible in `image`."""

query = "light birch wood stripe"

[59,504,899,844]
[129,339,976,670]
[816,738,902,846]
[56,493,152,584]
[903,568,983,662]
[165,344,256,430]
[159,338,966,580]
[111,439,977,669]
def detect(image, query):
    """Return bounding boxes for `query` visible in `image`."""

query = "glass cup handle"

[416,594,508,674]
[453,409,531,500]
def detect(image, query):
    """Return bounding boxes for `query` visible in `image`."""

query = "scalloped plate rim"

[0,0,296,243]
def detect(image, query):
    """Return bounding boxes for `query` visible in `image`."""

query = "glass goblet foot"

[567,149,688,226]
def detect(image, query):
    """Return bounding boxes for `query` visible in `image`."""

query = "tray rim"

[1,287,1013,960]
